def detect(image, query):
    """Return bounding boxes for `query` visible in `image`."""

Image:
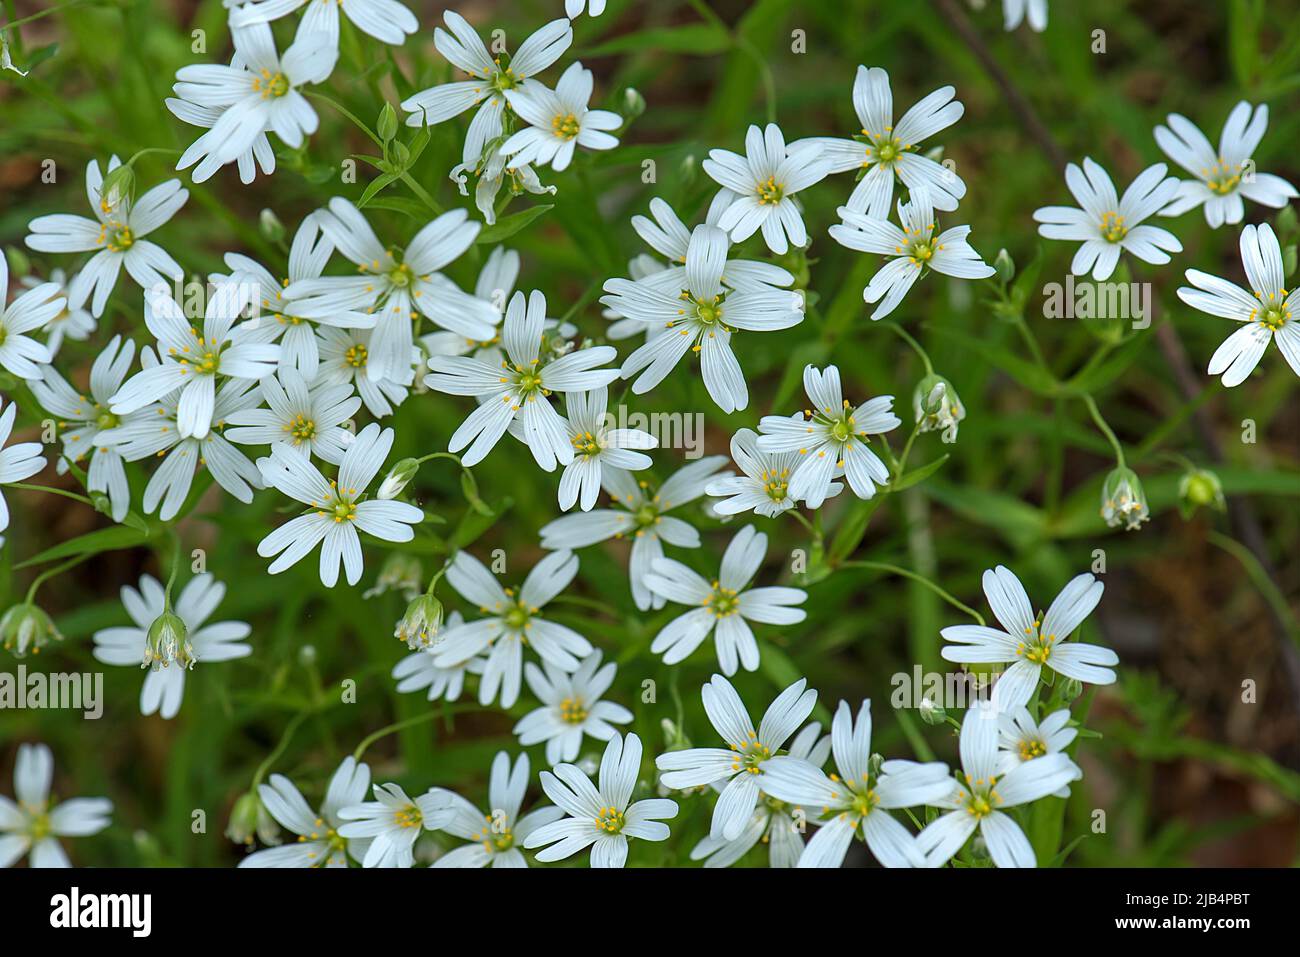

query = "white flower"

[98,357,265,521]
[25,157,186,317]
[645,524,806,675]
[793,66,966,218]
[425,289,618,468]
[913,374,964,443]
[239,757,371,867]
[601,224,805,412]
[91,574,252,720]
[336,783,453,869]
[626,196,797,295]
[430,549,592,708]
[525,732,677,867]
[230,0,417,59]
[538,456,732,610]
[19,268,94,357]
[1176,222,1300,387]
[830,188,995,320]
[0,254,60,379]
[758,700,953,868]
[0,399,47,543]
[703,123,830,255]
[565,0,606,17]
[557,386,656,511]
[707,424,842,517]
[689,721,830,868]
[756,364,899,509]
[940,565,1116,710]
[257,423,422,586]
[1155,102,1297,227]
[0,743,111,868]
[917,704,1078,867]
[285,198,495,384]
[221,213,338,378]
[500,62,622,172]
[997,707,1082,799]
[426,752,565,868]
[224,368,361,464]
[656,675,817,841]
[451,140,555,226]
[514,650,634,765]
[401,13,572,168]
[29,335,141,522]
[1003,0,1048,31]
[316,326,413,417]
[170,21,333,180]
[392,611,484,703]
[420,246,518,360]
[166,96,276,185]
[109,283,280,439]
[1032,158,1182,281]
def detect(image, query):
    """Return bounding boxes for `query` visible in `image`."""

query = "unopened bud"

[99,164,134,210]
[377,102,399,143]
[226,790,280,847]
[1,603,63,658]
[994,248,1015,284]
[1178,467,1225,517]
[918,696,946,725]
[378,457,419,500]
[259,208,285,244]
[143,609,193,671]
[394,594,443,650]
[1101,466,1149,531]
[622,87,645,120]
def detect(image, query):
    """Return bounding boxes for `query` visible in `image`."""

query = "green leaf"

[476,205,554,244]
[829,497,884,564]
[891,454,950,492]
[16,525,150,569]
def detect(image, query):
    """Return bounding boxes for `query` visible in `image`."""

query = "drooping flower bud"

[377,457,419,500]
[258,208,284,244]
[394,594,443,650]
[362,552,423,601]
[1100,466,1149,531]
[918,695,946,726]
[1178,467,1225,518]
[143,609,194,671]
[226,790,281,847]
[1,603,63,658]
[913,373,965,444]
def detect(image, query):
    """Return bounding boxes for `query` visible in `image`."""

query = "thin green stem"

[1082,393,1125,468]
[840,560,985,626]
[251,712,310,789]
[886,323,934,376]
[352,705,482,760]
[24,551,94,604]
[2,0,92,32]
[8,482,93,506]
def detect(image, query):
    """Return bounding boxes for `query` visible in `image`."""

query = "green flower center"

[490,68,519,94]
[560,695,588,724]
[595,806,625,833]
[503,602,531,630]
[1203,158,1242,196]
[288,413,316,443]
[694,297,723,325]
[394,805,422,829]
[29,810,52,841]
[633,503,660,528]
[388,263,415,288]
[571,431,602,457]
[1019,738,1047,761]
[95,406,120,431]
[756,175,784,206]
[253,69,290,98]
[704,584,740,618]
[105,224,134,252]
[1099,211,1127,243]
[1258,304,1289,332]
[345,344,368,368]
[729,735,771,774]
[760,466,790,503]
[1015,618,1055,664]
[552,112,581,140]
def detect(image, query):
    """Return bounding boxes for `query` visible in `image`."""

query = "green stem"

[251,711,310,789]
[352,705,482,760]
[24,551,94,604]
[1082,393,1125,468]
[2,0,92,32]
[886,323,934,376]
[8,482,93,506]
[840,560,985,625]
